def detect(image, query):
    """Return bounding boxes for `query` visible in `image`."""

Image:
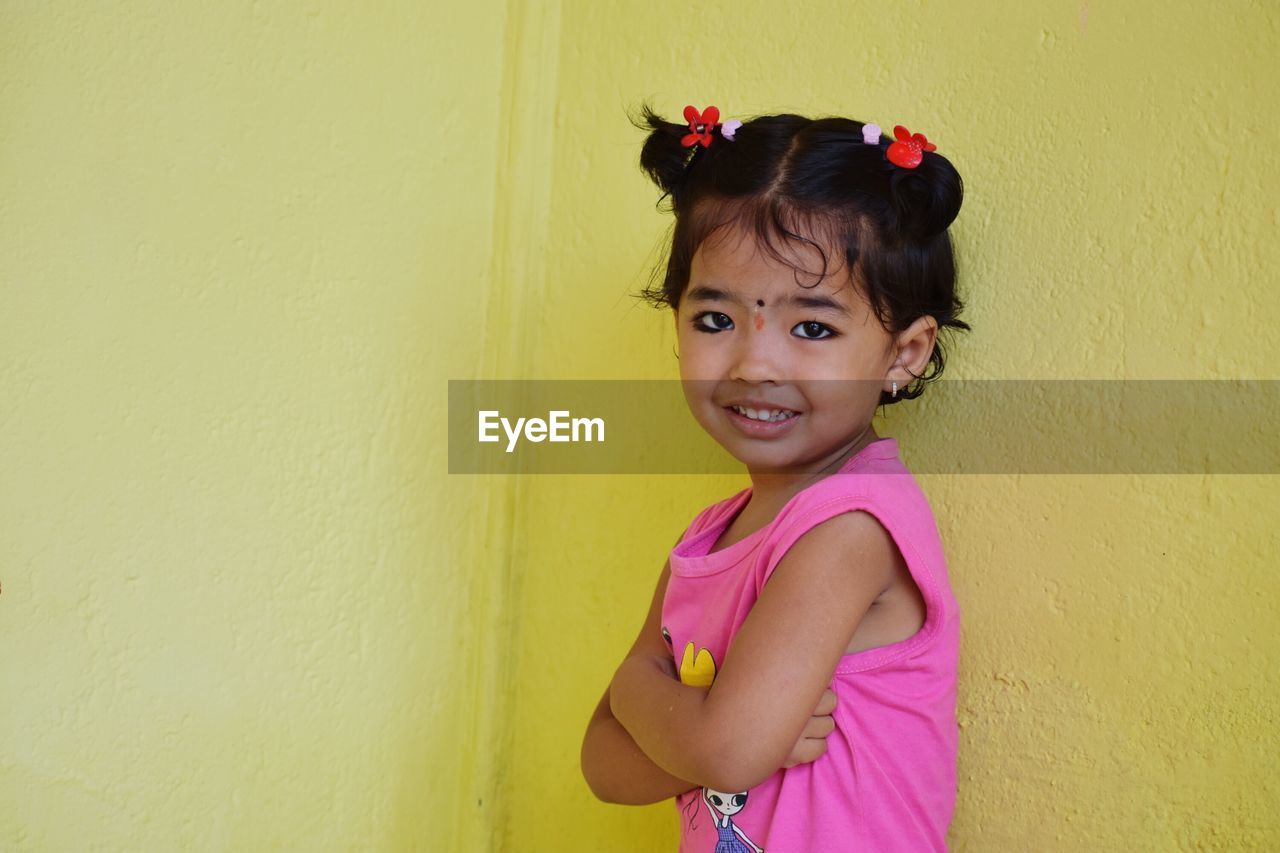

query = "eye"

[710,795,723,806]
[792,320,836,340]
[692,311,734,333]
[733,794,747,806]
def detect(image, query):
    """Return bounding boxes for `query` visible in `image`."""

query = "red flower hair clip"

[681,105,720,148]
[885,124,937,169]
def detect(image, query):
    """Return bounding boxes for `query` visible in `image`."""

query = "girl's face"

[705,788,748,816]
[675,223,925,475]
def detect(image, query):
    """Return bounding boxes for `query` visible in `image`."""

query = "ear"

[888,315,938,388]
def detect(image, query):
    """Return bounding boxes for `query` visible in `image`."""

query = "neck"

[744,423,880,509]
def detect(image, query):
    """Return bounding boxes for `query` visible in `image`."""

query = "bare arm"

[580,557,701,804]
[609,510,896,792]
[581,685,700,804]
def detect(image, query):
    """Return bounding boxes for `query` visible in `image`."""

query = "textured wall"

[502,1,1280,851]
[0,3,511,849]
[2,2,1277,851]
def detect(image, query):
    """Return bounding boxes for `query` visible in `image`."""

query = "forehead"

[689,221,855,301]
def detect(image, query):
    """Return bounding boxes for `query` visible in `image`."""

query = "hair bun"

[887,152,963,242]
[631,103,696,208]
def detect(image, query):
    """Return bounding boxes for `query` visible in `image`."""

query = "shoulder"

[765,509,900,601]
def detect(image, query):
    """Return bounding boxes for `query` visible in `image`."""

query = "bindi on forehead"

[685,284,855,328]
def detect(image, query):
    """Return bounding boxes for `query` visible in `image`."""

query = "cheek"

[801,380,870,416]
[677,359,697,386]
[818,341,887,378]
[675,334,722,380]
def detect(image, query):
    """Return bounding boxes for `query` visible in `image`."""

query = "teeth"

[731,405,798,423]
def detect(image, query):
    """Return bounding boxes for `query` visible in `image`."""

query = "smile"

[728,405,799,423]
[724,405,802,438]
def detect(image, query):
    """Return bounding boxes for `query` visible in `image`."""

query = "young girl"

[581,102,969,851]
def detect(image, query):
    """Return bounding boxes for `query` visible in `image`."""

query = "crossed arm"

[579,554,702,805]
[581,510,897,799]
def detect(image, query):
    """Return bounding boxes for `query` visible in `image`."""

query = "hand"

[781,688,837,769]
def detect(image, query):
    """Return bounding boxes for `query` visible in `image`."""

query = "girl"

[581,103,968,851]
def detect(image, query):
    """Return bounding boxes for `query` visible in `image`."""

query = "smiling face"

[675,220,930,476]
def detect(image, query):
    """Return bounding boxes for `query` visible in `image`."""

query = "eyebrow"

[685,285,852,317]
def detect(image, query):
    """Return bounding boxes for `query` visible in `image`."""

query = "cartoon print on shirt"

[679,641,717,687]
[703,788,764,853]
[661,631,763,850]
[660,626,719,688]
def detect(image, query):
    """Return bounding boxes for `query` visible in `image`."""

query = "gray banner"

[447,380,1279,474]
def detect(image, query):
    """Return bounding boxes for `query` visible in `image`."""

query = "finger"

[783,739,819,768]
[793,737,828,765]
[782,749,809,769]
[801,714,836,739]
[813,688,837,716]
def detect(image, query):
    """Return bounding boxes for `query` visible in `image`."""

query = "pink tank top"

[663,437,960,851]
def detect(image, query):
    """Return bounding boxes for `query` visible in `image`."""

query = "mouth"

[726,404,801,423]
[723,404,802,437]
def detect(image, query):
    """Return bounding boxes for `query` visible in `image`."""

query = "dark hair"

[629,102,970,405]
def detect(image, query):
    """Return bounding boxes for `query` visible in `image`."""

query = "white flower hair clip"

[862,123,882,145]
[721,119,742,141]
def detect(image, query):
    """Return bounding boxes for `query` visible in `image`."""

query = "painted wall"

[0,3,514,850]
[503,1,1280,851]
[2,2,1276,851]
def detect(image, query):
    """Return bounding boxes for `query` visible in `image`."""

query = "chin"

[722,443,805,472]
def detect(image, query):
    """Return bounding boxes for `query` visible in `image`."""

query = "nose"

[727,321,783,384]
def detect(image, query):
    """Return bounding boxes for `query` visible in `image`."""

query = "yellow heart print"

[679,642,717,688]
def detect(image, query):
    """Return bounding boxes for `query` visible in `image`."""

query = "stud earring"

[891,380,898,398]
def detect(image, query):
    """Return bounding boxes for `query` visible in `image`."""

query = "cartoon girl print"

[703,788,764,853]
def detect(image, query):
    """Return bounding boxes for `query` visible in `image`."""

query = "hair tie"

[681,105,740,148]
[885,124,937,169]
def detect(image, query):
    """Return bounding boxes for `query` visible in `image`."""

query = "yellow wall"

[2,2,1276,851]
[504,1,1280,850]
[0,2,514,849]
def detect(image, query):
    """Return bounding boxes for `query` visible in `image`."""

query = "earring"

[891,380,898,398]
